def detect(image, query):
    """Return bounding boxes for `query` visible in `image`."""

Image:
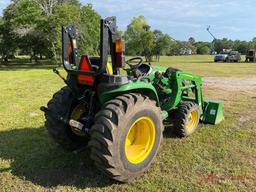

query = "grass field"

[0,55,255,192]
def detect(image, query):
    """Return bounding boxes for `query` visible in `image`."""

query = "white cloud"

[82,0,255,40]
[85,0,230,18]
[149,18,201,28]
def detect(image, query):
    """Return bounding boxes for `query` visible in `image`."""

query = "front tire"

[89,93,163,182]
[173,102,200,137]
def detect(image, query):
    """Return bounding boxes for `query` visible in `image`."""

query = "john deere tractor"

[41,17,224,182]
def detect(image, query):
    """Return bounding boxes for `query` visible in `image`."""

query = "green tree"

[186,37,197,54]
[214,38,234,53]
[44,1,100,62]
[47,2,80,62]
[188,37,196,44]
[125,16,154,61]
[168,40,182,56]
[152,30,171,61]
[2,0,100,63]
[36,0,80,15]
[0,17,3,60]
[1,4,19,62]
[6,0,46,61]
[195,42,211,55]
[233,40,248,54]
[249,37,256,49]
[78,4,101,55]
[197,45,210,55]
[0,23,17,62]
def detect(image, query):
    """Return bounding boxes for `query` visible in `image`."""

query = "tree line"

[0,0,100,62]
[0,0,256,63]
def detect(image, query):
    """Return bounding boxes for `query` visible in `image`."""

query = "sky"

[1,0,256,41]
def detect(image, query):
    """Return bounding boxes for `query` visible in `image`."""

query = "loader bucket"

[202,100,224,124]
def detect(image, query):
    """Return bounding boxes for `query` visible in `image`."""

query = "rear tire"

[44,87,89,151]
[89,93,163,182]
[173,102,200,137]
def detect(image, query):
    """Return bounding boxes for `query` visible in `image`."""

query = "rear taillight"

[67,38,78,65]
[78,56,94,86]
[115,39,124,68]
[67,41,74,64]
[115,39,122,53]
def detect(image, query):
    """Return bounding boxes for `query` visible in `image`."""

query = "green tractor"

[41,17,224,182]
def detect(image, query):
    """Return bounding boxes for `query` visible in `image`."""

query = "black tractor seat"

[133,63,153,77]
[97,74,133,91]
[88,56,100,71]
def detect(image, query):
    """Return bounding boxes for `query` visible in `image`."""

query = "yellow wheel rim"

[186,110,198,133]
[70,103,86,136]
[125,116,156,164]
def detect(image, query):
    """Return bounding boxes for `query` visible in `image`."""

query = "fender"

[98,80,160,106]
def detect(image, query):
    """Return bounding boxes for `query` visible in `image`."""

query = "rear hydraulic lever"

[53,67,67,82]
[52,68,87,104]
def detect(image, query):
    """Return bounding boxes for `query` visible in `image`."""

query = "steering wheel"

[125,57,143,69]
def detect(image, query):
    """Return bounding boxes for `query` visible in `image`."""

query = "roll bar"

[62,16,121,76]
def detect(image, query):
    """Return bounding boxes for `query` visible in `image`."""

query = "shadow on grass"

[0,127,115,189]
[0,64,59,71]
[0,59,60,71]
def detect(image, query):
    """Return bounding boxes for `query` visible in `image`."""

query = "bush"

[197,46,210,55]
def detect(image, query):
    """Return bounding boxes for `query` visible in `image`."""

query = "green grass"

[0,55,255,191]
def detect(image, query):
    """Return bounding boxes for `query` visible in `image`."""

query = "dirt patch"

[203,77,256,93]
[235,114,256,129]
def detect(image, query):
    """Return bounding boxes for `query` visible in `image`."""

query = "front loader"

[41,17,224,182]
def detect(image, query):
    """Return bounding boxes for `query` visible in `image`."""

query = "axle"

[40,106,89,132]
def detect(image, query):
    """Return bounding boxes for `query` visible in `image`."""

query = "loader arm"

[161,71,203,112]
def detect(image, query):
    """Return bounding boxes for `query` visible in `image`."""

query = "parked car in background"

[227,51,241,62]
[214,50,241,62]
[214,50,230,62]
